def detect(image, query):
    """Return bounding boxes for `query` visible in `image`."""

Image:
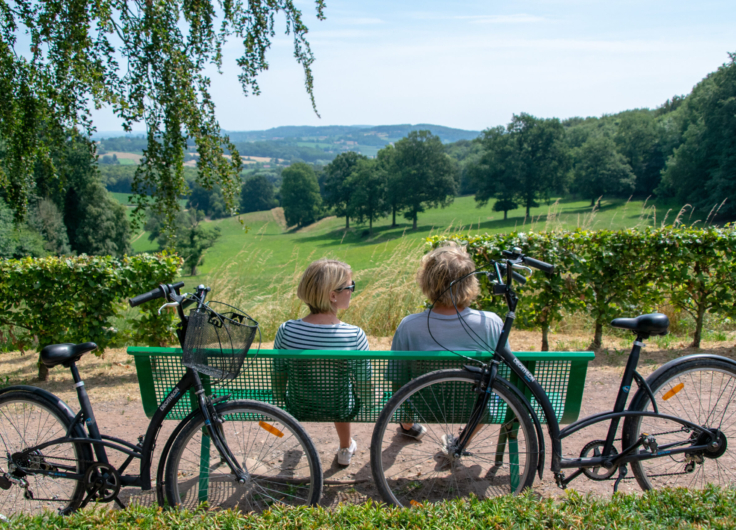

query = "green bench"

[128,347,593,500]
[127,348,594,424]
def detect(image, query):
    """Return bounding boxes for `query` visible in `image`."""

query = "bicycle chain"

[584,428,699,481]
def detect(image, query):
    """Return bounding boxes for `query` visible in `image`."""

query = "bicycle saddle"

[610,313,669,336]
[40,342,98,368]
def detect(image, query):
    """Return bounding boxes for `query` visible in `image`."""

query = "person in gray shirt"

[387,241,508,440]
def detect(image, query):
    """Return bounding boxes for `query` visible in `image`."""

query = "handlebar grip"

[523,256,555,274]
[129,286,164,308]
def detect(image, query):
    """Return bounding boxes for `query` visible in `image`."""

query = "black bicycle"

[0,283,323,517]
[370,249,736,506]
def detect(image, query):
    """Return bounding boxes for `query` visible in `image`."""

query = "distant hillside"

[224,124,480,144]
[94,124,482,164]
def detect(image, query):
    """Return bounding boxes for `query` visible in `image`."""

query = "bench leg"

[494,422,520,491]
[198,431,211,503]
[507,422,520,492]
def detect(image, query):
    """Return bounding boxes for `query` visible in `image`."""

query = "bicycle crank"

[580,440,619,481]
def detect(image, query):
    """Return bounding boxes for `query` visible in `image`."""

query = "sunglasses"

[335,280,356,293]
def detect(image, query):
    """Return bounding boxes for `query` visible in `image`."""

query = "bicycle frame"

[453,257,717,486]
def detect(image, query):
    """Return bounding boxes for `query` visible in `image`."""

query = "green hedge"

[3,487,736,529]
[0,253,182,378]
[429,226,736,349]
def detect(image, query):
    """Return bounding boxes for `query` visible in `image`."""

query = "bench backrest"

[128,348,594,425]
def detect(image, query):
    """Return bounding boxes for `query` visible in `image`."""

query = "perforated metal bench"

[127,348,594,425]
[128,347,593,500]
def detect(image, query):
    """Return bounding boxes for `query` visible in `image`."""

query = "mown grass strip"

[5,486,736,529]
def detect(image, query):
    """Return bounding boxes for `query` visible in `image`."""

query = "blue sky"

[93,0,736,133]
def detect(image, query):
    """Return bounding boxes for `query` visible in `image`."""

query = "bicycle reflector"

[258,421,284,438]
[663,382,685,401]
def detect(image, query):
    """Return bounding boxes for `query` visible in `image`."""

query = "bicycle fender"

[494,378,546,480]
[0,385,93,461]
[0,385,81,428]
[627,354,736,412]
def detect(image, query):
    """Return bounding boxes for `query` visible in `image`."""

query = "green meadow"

[130,195,690,298]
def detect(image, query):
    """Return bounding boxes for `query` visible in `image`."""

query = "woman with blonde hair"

[387,241,506,439]
[272,258,371,466]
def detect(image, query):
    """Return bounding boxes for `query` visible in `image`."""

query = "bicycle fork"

[193,387,249,483]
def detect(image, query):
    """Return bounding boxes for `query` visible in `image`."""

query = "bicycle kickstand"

[612,464,628,493]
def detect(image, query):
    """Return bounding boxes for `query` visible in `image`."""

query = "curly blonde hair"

[417,241,480,307]
[297,259,352,314]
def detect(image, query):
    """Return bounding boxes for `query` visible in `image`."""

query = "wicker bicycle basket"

[181,301,258,381]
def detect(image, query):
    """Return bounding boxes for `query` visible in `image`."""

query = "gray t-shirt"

[386,308,506,384]
[391,308,505,353]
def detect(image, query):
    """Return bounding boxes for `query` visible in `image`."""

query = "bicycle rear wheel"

[0,392,87,518]
[165,400,322,512]
[370,369,538,507]
[623,357,736,490]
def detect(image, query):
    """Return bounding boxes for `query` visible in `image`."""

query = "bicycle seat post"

[601,333,648,456]
[69,361,108,464]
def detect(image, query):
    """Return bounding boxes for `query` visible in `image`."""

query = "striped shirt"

[273,319,369,351]
[273,320,371,380]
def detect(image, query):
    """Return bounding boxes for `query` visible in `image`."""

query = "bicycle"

[0,282,323,517]
[370,248,736,506]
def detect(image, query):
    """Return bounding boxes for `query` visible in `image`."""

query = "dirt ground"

[1,331,735,508]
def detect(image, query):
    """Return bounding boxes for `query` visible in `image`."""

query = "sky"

[92,0,736,133]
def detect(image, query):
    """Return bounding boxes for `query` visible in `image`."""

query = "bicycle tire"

[0,391,88,518]
[623,357,736,490]
[164,400,322,512]
[370,369,538,507]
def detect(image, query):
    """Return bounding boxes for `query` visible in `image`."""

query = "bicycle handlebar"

[497,264,528,285]
[129,281,185,307]
[522,256,554,274]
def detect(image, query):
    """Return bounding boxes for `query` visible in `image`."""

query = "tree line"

[271,53,736,231]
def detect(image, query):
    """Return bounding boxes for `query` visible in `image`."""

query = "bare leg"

[334,422,352,449]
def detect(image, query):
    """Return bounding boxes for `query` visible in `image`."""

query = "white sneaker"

[337,438,357,466]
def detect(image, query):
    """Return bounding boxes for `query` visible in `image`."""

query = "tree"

[506,114,571,217]
[241,175,278,213]
[147,209,220,275]
[188,183,229,219]
[0,0,325,237]
[471,126,521,221]
[323,152,366,229]
[376,145,403,227]
[660,53,736,218]
[614,111,666,197]
[71,184,132,257]
[29,199,72,255]
[43,132,131,256]
[280,163,322,228]
[393,131,458,230]
[347,159,388,235]
[573,135,635,207]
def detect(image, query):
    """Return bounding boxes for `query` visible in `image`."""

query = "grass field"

[134,195,687,280]
[126,195,702,339]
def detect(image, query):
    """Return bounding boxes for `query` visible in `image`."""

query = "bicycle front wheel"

[165,400,322,512]
[0,391,88,518]
[623,357,736,490]
[370,369,538,507]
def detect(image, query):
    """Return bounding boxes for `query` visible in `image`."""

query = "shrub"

[0,253,182,380]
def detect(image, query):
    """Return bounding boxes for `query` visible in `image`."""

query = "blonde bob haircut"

[297,259,352,314]
[417,241,480,308]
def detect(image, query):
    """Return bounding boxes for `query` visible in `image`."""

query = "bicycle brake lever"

[157,301,180,315]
